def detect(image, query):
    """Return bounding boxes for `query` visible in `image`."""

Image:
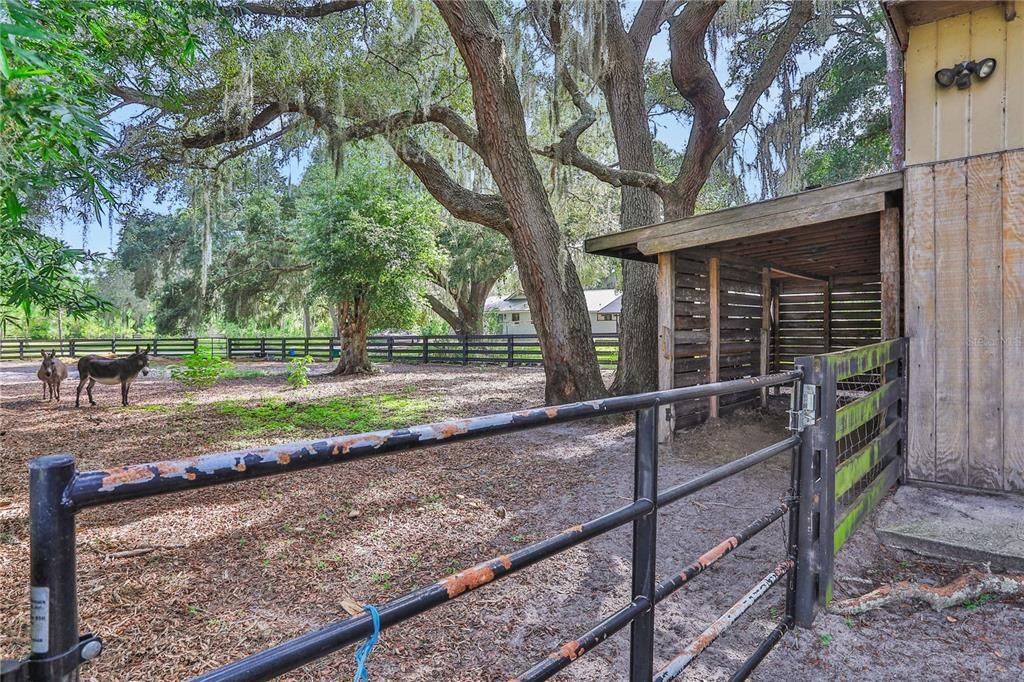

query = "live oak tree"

[296,160,439,375]
[100,1,825,403]
[528,0,814,393]
[426,221,512,336]
[104,0,610,403]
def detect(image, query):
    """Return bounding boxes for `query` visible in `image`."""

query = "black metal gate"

[2,339,907,681]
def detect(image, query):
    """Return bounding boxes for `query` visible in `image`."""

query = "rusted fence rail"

[3,372,813,682]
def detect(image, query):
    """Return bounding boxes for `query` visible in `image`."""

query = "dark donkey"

[76,345,151,407]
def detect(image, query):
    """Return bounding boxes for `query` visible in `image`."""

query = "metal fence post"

[19,339,25,359]
[29,455,89,681]
[387,337,394,362]
[259,338,266,358]
[792,357,821,628]
[791,355,838,626]
[68,340,75,358]
[193,338,199,354]
[507,336,514,367]
[423,337,429,364]
[629,406,658,681]
[816,361,837,606]
[462,335,469,366]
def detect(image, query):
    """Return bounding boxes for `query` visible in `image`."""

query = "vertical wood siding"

[904,149,1024,491]
[905,6,1021,165]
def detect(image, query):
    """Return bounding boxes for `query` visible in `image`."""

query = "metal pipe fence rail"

[0,334,619,367]
[3,371,825,682]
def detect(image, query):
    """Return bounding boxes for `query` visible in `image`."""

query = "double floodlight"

[935,58,997,89]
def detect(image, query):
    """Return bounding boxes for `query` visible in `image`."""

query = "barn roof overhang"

[584,171,903,280]
[883,1,1015,51]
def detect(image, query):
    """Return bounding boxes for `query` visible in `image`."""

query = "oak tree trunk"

[603,26,661,395]
[435,1,606,404]
[329,298,372,375]
[426,278,495,335]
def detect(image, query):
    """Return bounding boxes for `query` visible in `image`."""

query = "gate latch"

[788,384,818,432]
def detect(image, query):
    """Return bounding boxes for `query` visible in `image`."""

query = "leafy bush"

[170,351,233,389]
[286,354,315,389]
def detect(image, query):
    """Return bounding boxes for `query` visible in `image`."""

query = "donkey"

[76,345,151,407]
[37,350,68,402]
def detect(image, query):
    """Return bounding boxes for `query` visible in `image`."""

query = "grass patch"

[215,393,431,436]
[223,368,272,379]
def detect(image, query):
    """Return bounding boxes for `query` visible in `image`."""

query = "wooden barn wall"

[904,5,1024,165]
[904,150,1024,492]
[672,253,762,427]
[771,278,882,371]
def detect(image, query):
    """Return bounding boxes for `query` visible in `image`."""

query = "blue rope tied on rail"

[353,604,381,682]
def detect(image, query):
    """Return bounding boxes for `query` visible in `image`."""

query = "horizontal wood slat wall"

[904,149,1024,492]
[672,252,762,427]
[772,278,883,372]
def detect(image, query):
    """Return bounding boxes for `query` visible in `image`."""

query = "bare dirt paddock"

[1,361,1021,681]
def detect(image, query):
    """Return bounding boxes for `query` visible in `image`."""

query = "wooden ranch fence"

[0,334,619,367]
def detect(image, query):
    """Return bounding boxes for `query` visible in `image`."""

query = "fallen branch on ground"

[830,569,1024,615]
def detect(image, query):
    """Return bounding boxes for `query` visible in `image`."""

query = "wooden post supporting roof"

[657,253,675,446]
[760,268,772,408]
[880,206,902,339]
[824,277,833,353]
[708,255,720,419]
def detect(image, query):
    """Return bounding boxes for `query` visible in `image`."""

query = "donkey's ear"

[143,345,151,354]
[135,345,141,354]
[40,350,47,358]
[49,351,56,359]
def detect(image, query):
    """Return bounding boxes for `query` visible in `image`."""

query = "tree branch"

[214,119,303,169]
[424,291,463,332]
[535,66,665,192]
[391,136,511,236]
[227,1,369,19]
[721,1,814,141]
[179,101,482,159]
[627,0,669,55]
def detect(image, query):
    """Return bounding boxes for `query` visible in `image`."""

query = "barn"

[586,0,1024,498]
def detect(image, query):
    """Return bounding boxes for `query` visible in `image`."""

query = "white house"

[486,289,621,335]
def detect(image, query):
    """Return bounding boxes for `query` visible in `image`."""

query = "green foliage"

[170,351,233,389]
[298,155,441,331]
[0,0,211,321]
[802,1,892,186]
[0,224,110,326]
[817,632,834,647]
[215,392,431,436]
[286,354,314,390]
[963,593,997,611]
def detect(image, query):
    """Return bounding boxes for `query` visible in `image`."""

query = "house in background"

[486,289,621,335]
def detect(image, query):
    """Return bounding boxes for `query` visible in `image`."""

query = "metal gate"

[791,338,908,622]
[1,339,906,681]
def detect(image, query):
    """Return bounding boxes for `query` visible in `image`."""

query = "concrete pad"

[875,485,1024,571]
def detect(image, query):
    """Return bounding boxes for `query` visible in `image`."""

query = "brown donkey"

[37,350,68,401]
[76,345,151,407]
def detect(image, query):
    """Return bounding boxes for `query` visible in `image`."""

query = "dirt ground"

[1,360,1021,681]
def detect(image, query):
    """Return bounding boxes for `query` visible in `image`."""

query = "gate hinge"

[0,634,102,682]
[788,384,818,432]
